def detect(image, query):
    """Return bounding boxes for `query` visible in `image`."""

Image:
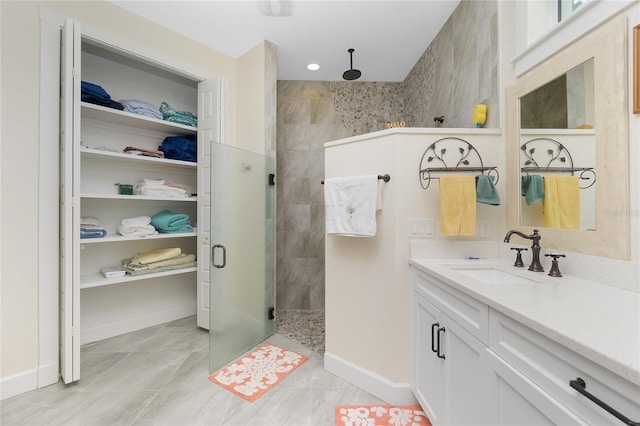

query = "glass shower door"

[209,141,275,372]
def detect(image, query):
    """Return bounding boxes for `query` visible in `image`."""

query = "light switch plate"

[409,218,435,239]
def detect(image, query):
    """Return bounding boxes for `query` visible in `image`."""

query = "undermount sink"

[450,266,540,285]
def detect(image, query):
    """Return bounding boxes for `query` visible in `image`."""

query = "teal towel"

[521,175,544,205]
[475,175,500,205]
[151,210,193,233]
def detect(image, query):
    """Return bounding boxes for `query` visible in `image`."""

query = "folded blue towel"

[120,99,163,120]
[81,81,124,110]
[475,175,500,205]
[521,175,544,205]
[80,227,107,239]
[159,135,197,162]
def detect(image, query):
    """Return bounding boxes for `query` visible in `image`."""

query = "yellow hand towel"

[543,176,580,230]
[439,176,477,236]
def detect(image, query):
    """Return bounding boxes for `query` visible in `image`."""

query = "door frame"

[38,8,214,389]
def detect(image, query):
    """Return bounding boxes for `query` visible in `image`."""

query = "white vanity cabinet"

[410,263,640,426]
[60,20,221,383]
[410,268,492,426]
[488,310,640,426]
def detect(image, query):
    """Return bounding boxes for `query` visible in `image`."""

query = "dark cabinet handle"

[431,323,439,353]
[436,326,446,359]
[212,244,226,268]
[570,378,640,426]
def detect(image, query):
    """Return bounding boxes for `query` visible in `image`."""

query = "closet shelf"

[81,193,197,202]
[80,232,197,244]
[81,147,197,169]
[81,102,196,135]
[80,267,197,289]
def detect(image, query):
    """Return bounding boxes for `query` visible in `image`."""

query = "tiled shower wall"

[275,0,498,347]
[404,0,499,128]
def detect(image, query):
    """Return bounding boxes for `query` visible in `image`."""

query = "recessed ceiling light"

[307,63,320,71]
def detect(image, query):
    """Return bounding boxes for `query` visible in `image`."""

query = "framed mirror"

[519,59,596,232]
[506,15,630,260]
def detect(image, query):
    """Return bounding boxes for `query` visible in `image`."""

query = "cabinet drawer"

[489,309,640,425]
[412,269,488,344]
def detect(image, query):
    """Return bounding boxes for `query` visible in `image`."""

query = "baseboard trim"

[1,368,38,401]
[38,361,59,389]
[81,304,196,345]
[324,352,417,406]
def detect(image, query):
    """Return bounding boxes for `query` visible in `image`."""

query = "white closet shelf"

[81,147,197,168]
[81,102,196,135]
[81,194,197,202]
[80,232,197,244]
[80,267,197,289]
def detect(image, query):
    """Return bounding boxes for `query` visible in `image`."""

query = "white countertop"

[409,257,640,387]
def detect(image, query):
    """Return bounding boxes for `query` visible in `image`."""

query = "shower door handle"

[212,244,227,268]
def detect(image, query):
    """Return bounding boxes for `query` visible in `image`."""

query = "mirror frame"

[506,15,630,260]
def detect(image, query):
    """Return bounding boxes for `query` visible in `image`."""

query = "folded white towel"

[121,216,152,227]
[324,175,382,237]
[138,187,188,198]
[117,223,158,236]
[80,216,102,227]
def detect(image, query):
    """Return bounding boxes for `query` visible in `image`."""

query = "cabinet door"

[196,77,221,330]
[412,293,446,424]
[60,18,81,384]
[443,314,491,426]
[487,350,586,425]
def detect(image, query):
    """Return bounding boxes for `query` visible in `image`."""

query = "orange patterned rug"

[335,405,431,426]
[208,344,308,402]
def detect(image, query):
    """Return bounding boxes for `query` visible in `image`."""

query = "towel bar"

[520,138,596,189]
[418,137,498,189]
[321,174,390,184]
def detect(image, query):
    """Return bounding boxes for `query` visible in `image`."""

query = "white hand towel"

[324,175,382,237]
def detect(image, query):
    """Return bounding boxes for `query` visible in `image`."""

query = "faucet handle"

[545,253,566,277]
[511,247,528,267]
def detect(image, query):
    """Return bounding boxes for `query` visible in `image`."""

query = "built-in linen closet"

[60,19,221,384]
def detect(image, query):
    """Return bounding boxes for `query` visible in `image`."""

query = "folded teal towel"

[151,210,193,233]
[521,175,544,205]
[475,175,500,205]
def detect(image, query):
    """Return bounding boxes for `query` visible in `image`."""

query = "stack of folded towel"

[81,81,124,110]
[80,216,108,239]
[158,135,197,162]
[117,216,158,236]
[124,247,196,276]
[119,99,163,120]
[151,210,193,233]
[159,101,198,127]
[135,178,189,198]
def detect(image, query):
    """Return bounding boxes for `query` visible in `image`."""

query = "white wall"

[0,0,268,399]
[324,128,504,402]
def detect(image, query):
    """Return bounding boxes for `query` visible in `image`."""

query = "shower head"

[342,48,361,81]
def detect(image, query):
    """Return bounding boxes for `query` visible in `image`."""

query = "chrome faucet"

[504,229,544,272]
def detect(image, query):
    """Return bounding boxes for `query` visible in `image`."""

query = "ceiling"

[109,0,460,82]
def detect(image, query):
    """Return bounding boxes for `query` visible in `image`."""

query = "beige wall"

[237,41,267,156]
[0,0,268,388]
